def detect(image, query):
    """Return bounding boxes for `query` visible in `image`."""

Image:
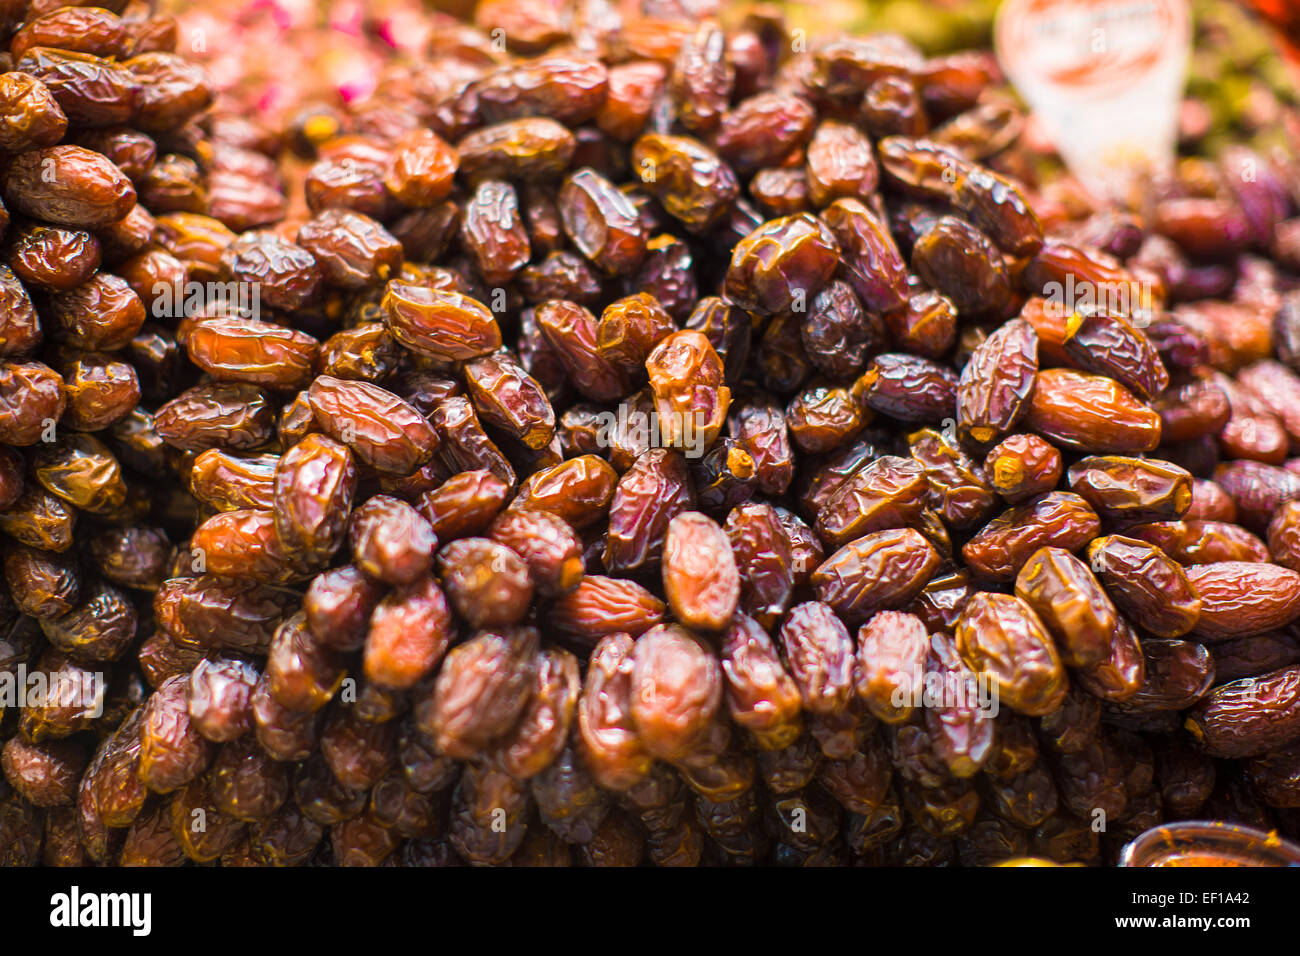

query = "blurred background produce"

[163,0,1300,163]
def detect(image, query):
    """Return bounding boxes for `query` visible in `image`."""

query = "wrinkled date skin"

[720,613,802,750]
[1075,618,1146,703]
[576,633,653,792]
[1117,639,1215,712]
[154,383,275,453]
[1014,547,1116,668]
[187,318,320,390]
[550,574,666,645]
[963,492,1101,583]
[1062,310,1169,402]
[812,528,941,625]
[274,435,357,571]
[604,448,695,577]
[908,428,996,530]
[489,647,580,780]
[1066,456,1192,523]
[911,216,1011,316]
[1086,535,1201,638]
[463,353,556,451]
[633,132,739,231]
[629,624,722,760]
[4,145,135,227]
[951,164,1043,257]
[955,592,1068,717]
[662,511,739,632]
[349,495,436,586]
[822,198,910,315]
[854,353,957,424]
[724,213,840,316]
[418,626,539,760]
[779,601,855,716]
[4,0,1300,871]
[1186,563,1300,641]
[983,434,1063,504]
[815,455,929,548]
[1025,369,1162,454]
[560,168,647,275]
[489,508,583,598]
[957,318,1038,446]
[137,675,214,795]
[646,330,731,452]
[437,538,534,629]
[383,283,502,361]
[724,501,795,630]
[364,575,453,689]
[925,634,997,778]
[854,610,929,724]
[1187,666,1300,759]
[308,376,438,474]
[536,299,630,402]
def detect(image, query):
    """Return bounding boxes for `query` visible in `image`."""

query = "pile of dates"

[3,0,1300,868]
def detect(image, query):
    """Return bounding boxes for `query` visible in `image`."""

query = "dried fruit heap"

[2,0,1300,868]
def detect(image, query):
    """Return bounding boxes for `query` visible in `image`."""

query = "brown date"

[662,511,739,632]
[955,592,1068,717]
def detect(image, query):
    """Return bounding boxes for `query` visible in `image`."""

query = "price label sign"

[996,0,1191,202]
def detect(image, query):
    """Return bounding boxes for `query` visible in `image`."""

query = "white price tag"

[995,0,1192,203]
